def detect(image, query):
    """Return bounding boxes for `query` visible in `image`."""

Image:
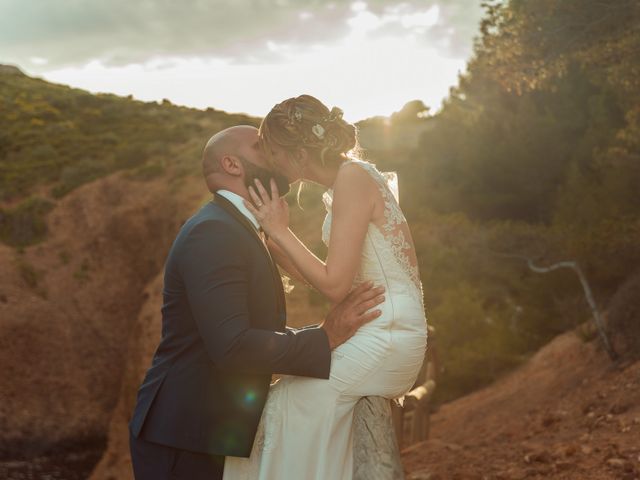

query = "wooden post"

[411,407,424,444]
[353,396,405,480]
[405,379,436,444]
[391,402,405,448]
[392,325,438,449]
[424,403,432,439]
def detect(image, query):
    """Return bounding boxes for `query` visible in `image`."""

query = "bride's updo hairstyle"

[259,94,359,169]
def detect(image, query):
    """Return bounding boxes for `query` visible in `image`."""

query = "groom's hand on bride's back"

[320,282,385,349]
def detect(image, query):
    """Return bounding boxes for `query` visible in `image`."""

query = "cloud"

[1,0,484,69]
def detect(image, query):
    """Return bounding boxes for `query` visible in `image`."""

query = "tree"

[390,100,430,124]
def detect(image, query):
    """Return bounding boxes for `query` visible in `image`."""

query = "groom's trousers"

[130,429,225,480]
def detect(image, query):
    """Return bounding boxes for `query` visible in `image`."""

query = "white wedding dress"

[223,159,428,480]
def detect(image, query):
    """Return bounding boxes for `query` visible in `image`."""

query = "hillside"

[0,65,258,203]
[403,330,640,479]
[0,67,264,477]
[0,64,258,251]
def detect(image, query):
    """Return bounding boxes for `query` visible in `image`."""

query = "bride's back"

[322,159,425,333]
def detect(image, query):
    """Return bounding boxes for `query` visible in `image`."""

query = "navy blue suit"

[129,193,332,479]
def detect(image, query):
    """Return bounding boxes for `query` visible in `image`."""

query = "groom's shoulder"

[189,200,228,223]
[165,202,247,273]
[177,201,240,240]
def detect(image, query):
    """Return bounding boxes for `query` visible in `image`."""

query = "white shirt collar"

[216,189,260,231]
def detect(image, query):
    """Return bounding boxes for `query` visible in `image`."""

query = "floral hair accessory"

[325,107,344,123]
[287,107,304,125]
[311,123,325,139]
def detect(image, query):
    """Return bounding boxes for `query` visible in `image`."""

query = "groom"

[129,125,385,480]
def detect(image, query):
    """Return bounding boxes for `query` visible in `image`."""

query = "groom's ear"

[220,155,242,177]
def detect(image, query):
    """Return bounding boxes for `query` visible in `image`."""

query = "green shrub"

[0,197,54,247]
[606,271,640,359]
[126,161,166,181]
[16,255,39,288]
[0,72,259,200]
[59,250,70,265]
[14,254,47,298]
[51,158,111,198]
[73,258,91,283]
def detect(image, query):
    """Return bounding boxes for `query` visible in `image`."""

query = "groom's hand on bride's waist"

[320,282,385,350]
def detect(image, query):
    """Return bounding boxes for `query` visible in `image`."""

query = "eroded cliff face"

[0,171,206,459]
[88,271,165,480]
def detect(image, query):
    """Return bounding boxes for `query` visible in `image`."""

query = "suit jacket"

[129,193,332,457]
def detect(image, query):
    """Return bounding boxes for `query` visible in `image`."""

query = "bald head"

[202,125,259,177]
[201,125,267,193]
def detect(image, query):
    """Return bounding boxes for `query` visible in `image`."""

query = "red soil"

[403,332,640,480]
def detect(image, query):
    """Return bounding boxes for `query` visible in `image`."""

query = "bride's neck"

[303,155,346,189]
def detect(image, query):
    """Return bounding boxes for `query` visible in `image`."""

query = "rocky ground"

[0,442,103,480]
[402,332,640,480]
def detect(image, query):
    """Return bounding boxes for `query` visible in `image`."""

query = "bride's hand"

[244,178,290,239]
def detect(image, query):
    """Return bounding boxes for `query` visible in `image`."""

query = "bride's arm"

[246,166,375,304]
[266,238,307,284]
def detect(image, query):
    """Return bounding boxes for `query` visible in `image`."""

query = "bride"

[223,95,428,479]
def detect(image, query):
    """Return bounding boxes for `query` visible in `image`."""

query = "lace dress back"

[322,159,424,312]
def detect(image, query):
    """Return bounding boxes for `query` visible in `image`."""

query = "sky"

[1,0,485,122]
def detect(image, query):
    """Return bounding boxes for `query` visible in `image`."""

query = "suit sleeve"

[180,220,331,379]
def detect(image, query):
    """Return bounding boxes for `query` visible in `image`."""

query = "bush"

[126,161,166,181]
[607,271,640,359]
[0,197,54,247]
[0,71,259,201]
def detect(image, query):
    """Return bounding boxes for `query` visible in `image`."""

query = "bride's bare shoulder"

[331,160,378,208]
[334,160,376,190]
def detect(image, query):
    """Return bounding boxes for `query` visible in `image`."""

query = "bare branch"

[491,251,618,361]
